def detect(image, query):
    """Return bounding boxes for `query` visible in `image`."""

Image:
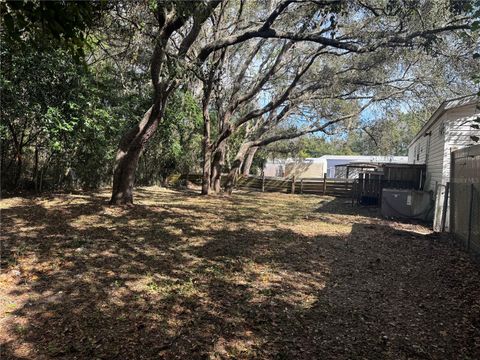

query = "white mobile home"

[407,95,480,229]
[263,155,408,179]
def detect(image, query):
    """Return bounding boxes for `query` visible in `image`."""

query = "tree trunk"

[33,145,39,193]
[6,120,23,189]
[225,142,251,194]
[224,158,242,195]
[210,142,225,193]
[0,142,5,189]
[110,106,159,205]
[202,145,212,195]
[39,167,45,193]
[241,146,258,176]
[14,153,22,189]
[201,96,212,195]
[110,146,142,205]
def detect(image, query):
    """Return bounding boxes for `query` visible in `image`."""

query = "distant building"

[407,95,480,230]
[263,155,408,179]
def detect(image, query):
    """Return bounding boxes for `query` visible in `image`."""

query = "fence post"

[345,168,349,192]
[378,176,383,206]
[300,179,304,194]
[261,173,265,192]
[449,150,455,235]
[441,182,450,232]
[323,174,327,195]
[358,173,363,205]
[351,180,356,206]
[467,183,474,251]
[291,175,296,194]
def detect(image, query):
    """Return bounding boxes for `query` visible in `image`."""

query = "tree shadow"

[314,196,379,217]
[1,189,480,359]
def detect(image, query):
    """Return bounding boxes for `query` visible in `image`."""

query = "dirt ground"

[1,187,480,359]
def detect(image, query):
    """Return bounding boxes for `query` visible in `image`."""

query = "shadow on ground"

[1,188,479,359]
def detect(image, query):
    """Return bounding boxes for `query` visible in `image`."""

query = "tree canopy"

[1,0,479,200]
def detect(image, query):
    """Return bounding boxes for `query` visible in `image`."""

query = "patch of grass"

[112,279,124,288]
[3,302,18,315]
[146,277,197,298]
[13,324,28,335]
[146,280,162,293]
[203,264,227,278]
[258,288,276,297]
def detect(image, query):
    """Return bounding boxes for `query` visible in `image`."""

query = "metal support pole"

[441,182,450,232]
[467,183,474,251]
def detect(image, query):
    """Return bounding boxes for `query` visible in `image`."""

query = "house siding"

[408,100,479,231]
[425,116,446,191]
[409,134,428,165]
[285,161,325,178]
[440,105,480,231]
[408,103,480,190]
[443,106,480,184]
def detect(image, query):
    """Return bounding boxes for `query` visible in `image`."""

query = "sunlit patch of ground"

[1,187,480,359]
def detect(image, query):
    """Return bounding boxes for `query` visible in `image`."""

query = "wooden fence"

[170,174,353,197]
[450,145,480,259]
[352,175,421,205]
[237,175,353,197]
[352,164,426,206]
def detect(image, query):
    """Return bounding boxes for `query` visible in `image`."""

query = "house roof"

[321,155,407,162]
[334,161,418,169]
[265,155,408,165]
[334,162,380,169]
[408,94,479,147]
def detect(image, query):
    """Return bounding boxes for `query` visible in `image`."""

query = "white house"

[263,155,408,178]
[407,95,480,230]
[320,155,408,178]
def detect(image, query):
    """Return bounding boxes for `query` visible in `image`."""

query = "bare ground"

[1,187,479,359]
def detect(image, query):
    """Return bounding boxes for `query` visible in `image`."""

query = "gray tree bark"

[201,123,212,194]
[241,146,258,176]
[210,142,225,193]
[224,142,252,194]
[110,106,159,205]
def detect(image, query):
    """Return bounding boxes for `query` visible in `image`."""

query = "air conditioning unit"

[381,189,433,221]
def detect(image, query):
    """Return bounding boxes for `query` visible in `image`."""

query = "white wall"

[409,134,428,165]
[408,115,445,192]
[408,103,479,189]
[285,161,325,179]
[263,162,285,177]
[443,106,480,184]
[425,115,447,191]
[408,102,480,231]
